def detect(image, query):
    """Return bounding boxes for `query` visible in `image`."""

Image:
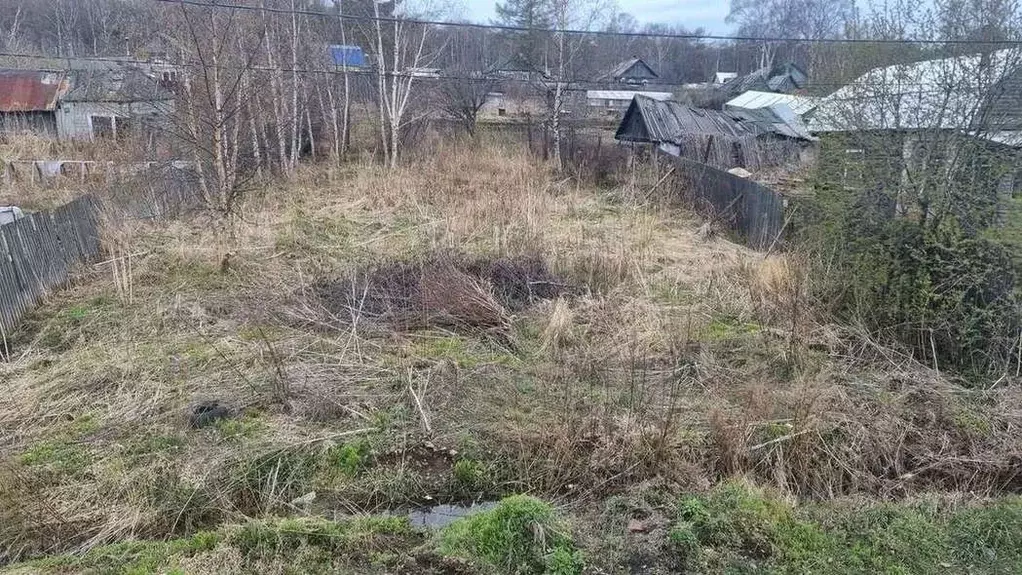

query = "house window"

[117,117,136,139]
[842,148,865,190]
[91,115,114,139]
[498,108,506,117]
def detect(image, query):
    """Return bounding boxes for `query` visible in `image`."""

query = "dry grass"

[2,141,1022,568]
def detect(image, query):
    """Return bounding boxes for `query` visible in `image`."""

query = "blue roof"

[329,45,365,68]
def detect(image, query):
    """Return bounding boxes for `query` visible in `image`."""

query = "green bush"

[325,440,371,478]
[800,184,1021,379]
[438,495,583,574]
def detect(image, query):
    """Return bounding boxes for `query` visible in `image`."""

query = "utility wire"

[151,0,1022,46]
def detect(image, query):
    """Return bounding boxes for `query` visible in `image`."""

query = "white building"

[586,90,673,112]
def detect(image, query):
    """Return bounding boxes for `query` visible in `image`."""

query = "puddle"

[407,501,498,528]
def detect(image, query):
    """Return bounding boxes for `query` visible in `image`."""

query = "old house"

[718,62,808,100]
[615,94,813,169]
[809,50,1022,225]
[598,58,659,85]
[477,61,550,121]
[586,90,672,114]
[713,72,738,84]
[0,69,69,137]
[57,67,175,141]
[0,63,174,141]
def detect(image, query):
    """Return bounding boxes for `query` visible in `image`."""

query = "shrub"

[801,187,1021,379]
[313,253,564,335]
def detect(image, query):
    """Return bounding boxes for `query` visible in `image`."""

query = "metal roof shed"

[810,49,1022,133]
[0,69,68,137]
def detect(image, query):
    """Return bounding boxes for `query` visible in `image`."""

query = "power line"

[151,0,1022,46]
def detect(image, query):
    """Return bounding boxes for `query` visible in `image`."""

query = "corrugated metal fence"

[0,195,101,342]
[672,157,786,250]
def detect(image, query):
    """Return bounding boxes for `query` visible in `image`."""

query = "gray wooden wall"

[673,157,786,250]
[0,196,101,344]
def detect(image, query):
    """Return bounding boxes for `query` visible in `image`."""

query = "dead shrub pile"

[312,252,566,333]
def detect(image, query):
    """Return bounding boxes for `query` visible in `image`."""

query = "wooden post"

[702,136,714,165]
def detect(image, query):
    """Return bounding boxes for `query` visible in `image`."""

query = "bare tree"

[49,0,80,57]
[333,0,352,159]
[168,0,261,232]
[438,28,495,136]
[727,0,855,73]
[439,73,496,136]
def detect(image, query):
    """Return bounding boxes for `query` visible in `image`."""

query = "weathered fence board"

[0,195,100,344]
[672,157,786,250]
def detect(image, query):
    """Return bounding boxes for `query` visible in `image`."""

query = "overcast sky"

[462,0,732,33]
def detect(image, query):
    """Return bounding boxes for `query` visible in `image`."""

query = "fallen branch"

[749,429,812,452]
[408,368,432,435]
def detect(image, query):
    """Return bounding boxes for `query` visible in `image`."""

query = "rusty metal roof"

[0,69,68,112]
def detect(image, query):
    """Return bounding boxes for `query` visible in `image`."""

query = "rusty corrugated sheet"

[0,69,68,112]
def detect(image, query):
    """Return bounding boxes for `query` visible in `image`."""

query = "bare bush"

[310,252,566,334]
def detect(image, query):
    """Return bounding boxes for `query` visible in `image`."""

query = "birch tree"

[333,0,353,159]
[548,0,612,170]
[370,0,440,168]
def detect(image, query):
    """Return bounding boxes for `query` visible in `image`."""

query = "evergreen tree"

[493,0,552,72]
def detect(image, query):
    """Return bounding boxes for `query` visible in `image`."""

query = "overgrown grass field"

[3,143,1022,573]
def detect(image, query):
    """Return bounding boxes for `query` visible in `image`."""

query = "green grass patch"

[410,334,519,368]
[438,494,583,575]
[6,516,420,574]
[274,206,355,256]
[11,531,219,574]
[952,408,994,438]
[702,315,762,342]
[228,515,421,572]
[649,278,695,306]
[324,439,372,478]
[231,515,414,556]
[151,252,242,292]
[213,411,266,441]
[17,439,92,478]
[124,433,187,459]
[34,295,120,351]
[670,480,1022,574]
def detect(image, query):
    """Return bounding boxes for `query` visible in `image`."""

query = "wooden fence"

[0,195,101,345]
[672,157,787,250]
